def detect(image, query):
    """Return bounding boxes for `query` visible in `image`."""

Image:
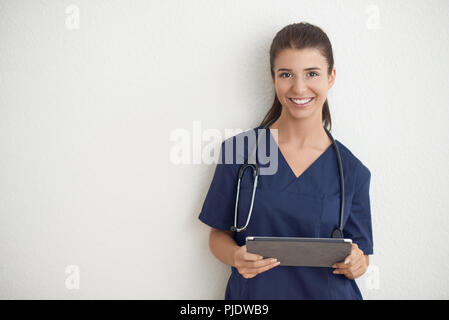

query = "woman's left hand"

[332,243,369,280]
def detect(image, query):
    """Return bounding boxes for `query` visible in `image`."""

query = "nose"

[291,77,308,95]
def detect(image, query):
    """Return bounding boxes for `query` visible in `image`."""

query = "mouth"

[288,97,314,107]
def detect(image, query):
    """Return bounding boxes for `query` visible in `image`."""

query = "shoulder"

[218,127,260,164]
[335,140,371,184]
[221,127,260,144]
[220,126,264,152]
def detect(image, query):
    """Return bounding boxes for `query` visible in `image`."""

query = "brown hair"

[260,22,334,131]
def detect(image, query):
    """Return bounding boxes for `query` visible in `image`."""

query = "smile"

[289,97,314,106]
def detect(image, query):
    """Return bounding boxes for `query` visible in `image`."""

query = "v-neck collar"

[279,141,333,180]
[265,126,335,181]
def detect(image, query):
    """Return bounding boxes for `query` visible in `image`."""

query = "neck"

[269,112,329,148]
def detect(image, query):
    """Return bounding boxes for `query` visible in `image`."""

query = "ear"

[328,67,336,90]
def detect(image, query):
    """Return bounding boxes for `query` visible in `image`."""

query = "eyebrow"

[277,67,321,72]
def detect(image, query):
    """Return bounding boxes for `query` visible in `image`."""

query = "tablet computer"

[246,236,352,267]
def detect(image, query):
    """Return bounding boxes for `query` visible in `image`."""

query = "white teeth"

[291,98,313,105]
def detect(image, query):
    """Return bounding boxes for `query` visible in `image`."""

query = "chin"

[285,105,321,121]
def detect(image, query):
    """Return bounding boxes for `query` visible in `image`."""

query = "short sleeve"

[198,141,239,231]
[344,163,374,255]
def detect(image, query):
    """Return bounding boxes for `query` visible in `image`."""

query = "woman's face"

[272,47,336,122]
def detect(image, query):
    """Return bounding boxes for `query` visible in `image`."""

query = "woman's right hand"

[233,245,281,279]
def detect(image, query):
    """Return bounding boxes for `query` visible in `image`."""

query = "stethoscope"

[231,117,345,239]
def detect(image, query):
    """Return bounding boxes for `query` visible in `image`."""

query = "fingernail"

[344,259,349,264]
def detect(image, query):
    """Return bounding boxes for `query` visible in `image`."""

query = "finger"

[343,263,365,279]
[236,258,275,272]
[340,245,362,266]
[334,262,361,275]
[252,260,281,275]
[244,254,264,262]
[333,267,348,276]
[348,247,365,267]
[349,259,363,273]
[332,245,364,270]
[335,261,365,277]
[346,253,364,268]
[352,263,365,277]
[332,258,351,269]
[332,256,357,271]
[239,259,280,278]
[247,258,277,269]
[333,256,362,272]
[247,258,278,269]
[242,245,264,261]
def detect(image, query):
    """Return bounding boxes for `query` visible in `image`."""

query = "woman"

[198,22,373,300]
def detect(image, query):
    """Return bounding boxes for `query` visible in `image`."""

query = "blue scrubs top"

[198,125,373,300]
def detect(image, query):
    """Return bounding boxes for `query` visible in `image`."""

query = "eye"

[308,71,319,77]
[279,72,291,78]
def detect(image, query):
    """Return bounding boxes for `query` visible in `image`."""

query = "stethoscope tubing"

[232,117,345,238]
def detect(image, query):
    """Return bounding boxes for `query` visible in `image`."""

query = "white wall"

[0,0,448,299]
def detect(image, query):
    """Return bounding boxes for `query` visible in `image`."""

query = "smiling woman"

[261,23,336,131]
[270,48,335,126]
[198,22,373,300]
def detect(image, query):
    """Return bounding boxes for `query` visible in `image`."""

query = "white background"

[1,0,448,299]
